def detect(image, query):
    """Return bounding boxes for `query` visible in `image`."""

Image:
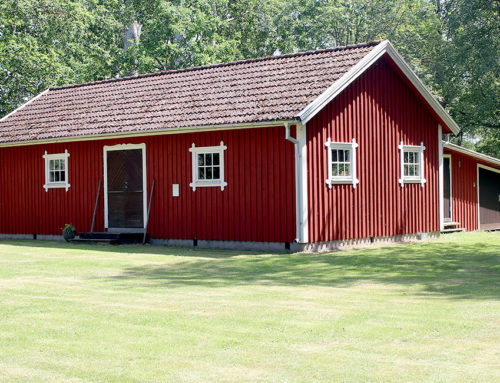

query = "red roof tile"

[0,41,379,144]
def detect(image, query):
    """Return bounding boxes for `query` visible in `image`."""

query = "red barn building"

[0,40,496,250]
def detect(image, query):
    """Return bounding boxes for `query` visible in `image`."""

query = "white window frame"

[398,141,426,187]
[43,150,70,192]
[325,138,359,189]
[189,141,227,191]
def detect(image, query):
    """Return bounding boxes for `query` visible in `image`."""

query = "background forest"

[0,0,498,155]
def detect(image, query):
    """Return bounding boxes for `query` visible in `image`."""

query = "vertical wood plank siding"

[0,127,296,242]
[307,57,440,242]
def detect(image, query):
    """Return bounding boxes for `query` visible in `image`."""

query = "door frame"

[477,163,500,230]
[443,154,452,222]
[103,143,147,231]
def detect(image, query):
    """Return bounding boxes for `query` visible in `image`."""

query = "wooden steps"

[441,221,465,234]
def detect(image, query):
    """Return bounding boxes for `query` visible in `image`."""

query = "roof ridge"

[49,40,381,91]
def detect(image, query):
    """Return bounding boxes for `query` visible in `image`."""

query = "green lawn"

[0,232,499,383]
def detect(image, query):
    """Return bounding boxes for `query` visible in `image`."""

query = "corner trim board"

[438,124,444,231]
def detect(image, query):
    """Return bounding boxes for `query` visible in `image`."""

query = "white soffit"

[298,40,461,135]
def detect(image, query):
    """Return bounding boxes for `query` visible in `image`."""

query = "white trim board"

[298,40,460,135]
[103,143,147,230]
[444,142,500,168]
[298,123,308,243]
[438,125,444,231]
[443,154,453,222]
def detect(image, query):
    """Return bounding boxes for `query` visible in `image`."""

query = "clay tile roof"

[0,41,380,144]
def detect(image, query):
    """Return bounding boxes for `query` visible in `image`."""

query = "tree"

[0,0,497,157]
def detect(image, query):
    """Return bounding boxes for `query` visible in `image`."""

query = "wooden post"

[143,179,155,245]
[90,180,101,233]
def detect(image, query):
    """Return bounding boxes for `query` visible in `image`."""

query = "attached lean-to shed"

[442,143,500,232]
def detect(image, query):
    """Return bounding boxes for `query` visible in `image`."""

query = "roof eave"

[0,119,301,148]
[297,40,461,135]
[443,142,500,167]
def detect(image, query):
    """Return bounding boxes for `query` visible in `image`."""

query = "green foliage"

[0,0,498,156]
[62,223,75,236]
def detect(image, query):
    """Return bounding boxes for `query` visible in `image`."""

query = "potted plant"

[62,224,76,241]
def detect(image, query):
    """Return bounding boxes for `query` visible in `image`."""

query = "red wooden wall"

[0,127,296,242]
[443,149,500,231]
[307,56,440,242]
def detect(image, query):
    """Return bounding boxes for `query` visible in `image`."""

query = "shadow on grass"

[106,239,500,300]
[2,235,499,299]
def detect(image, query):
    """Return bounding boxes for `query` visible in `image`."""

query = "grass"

[0,232,499,383]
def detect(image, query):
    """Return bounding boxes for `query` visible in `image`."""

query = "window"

[189,141,227,191]
[325,138,359,189]
[43,150,70,192]
[398,141,426,187]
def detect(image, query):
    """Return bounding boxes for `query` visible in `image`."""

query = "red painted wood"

[307,57,441,242]
[0,127,296,243]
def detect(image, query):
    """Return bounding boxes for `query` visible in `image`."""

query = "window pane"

[198,154,204,166]
[60,171,65,182]
[332,163,338,176]
[414,164,420,177]
[344,150,350,162]
[404,152,409,163]
[206,153,212,166]
[206,167,213,179]
[213,166,220,179]
[198,167,205,180]
[339,150,344,162]
[344,163,350,176]
[213,153,219,165]
[404,165,409,176]
[338,164,344,176]
[49,171,55,182]
[54,172,60,182]
[332,149,337,162]
[60,160,65,170]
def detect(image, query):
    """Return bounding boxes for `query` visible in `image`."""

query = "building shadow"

[105,239,499,300]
